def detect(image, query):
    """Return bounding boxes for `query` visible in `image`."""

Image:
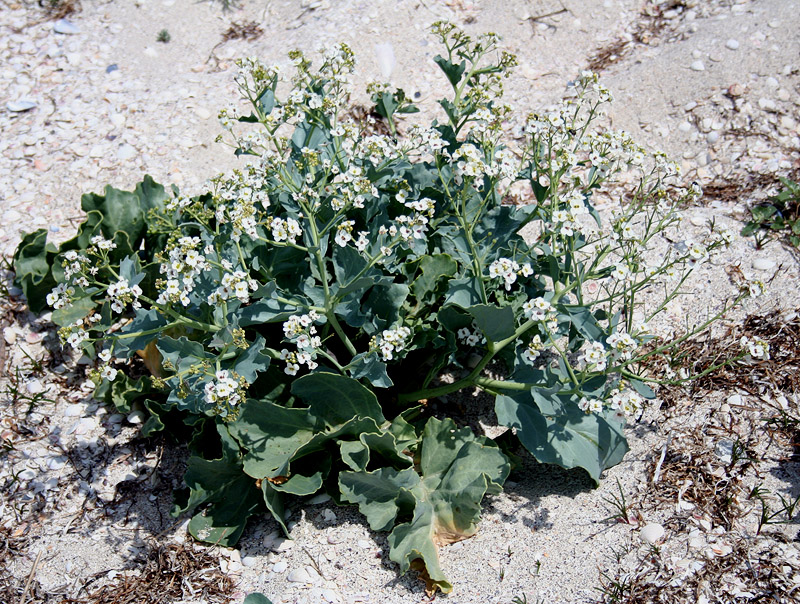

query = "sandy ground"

[1,1,799,603]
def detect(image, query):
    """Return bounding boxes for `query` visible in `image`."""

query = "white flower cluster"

[376,325,412,361]
[579,341,608,371]
[157,236,211,307]
[522,334,545,363]
[58,321,89,350]
[47,283,75,310]
[267,216,303,244]
[335,220,356,247]
[608,388,643,416]
[606,329,639,362]
[521,297,558,334]
[90,234,117,251]
[580,388,642,417]
[281,311,321,375]
[204,369,245,412]
[97,348,117,381]
[457,325,485,347]
[740,336,769,360]
[207,271,259,305]
[452,143,487,187]
[489,258,533,291]
[107,277,142,314]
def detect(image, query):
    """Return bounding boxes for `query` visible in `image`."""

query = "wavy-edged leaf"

[340,417,509,594]
[495,389,628,484]
[291,372,385,427]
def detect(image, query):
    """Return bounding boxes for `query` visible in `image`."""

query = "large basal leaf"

[340,417,509,594]
[175,423,263,547]
[494,388,628,484]
[13,229,58,313]
[466,304,516,343]
[291,372,385,427]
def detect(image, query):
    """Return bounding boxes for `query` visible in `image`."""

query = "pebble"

[6,100,37,112]
[727,393,743,406]
[309,493,332,505]
[127,410,146,424]
[690,60,705,72]
[3,327,17,344]
[640,523,665,544]
[242,555,258,568]
[706,131,719,144]
[272,560,288,573]
[678,121,692,133]
[117,144,136,160]
[287,567,314,583]
[758,98,777,111]
[194,107,211,120]
[53,19,81,35]
[752,257,776,271]
[725,39,740,50]
[26,379,44,395]
[64,404,84,418]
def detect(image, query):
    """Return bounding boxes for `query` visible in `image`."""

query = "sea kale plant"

[13,22,763,594]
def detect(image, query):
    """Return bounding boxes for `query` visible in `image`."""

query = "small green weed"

[157,29,171,43]
[602,478,633,524]
[749,485,800,535]
[742,176,800,248]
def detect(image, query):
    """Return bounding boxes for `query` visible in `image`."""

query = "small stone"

[53,19,80,35]
[47,456,67,471]
[725,39,740,50]
[752,257,776,271]
[117,144,136,161]
[106,64,118,73]
[287,567,313,583]
[3,327,17,344]
[758,98,777,111]
[727,393,743,406]
[26,379,44,395]
[690,60,705,72]
[6,100,37,112]
[108,413,125,424]
[678,121,692,133]
[272,560,288,573]
[127,410,146,424]
[640,523,665,545]
[728,83,744,97]
[691,49,702,59]
[143,47,158,58]
[274,538,294,552]
[706,131,720,144]
[64,404,83,418]
[309,493,332,505]
[194,107,211,120]
[242,556,258,568]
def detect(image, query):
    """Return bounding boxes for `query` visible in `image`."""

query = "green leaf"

[412,254,458,301]
[112,309,168,356]
[562,305,605,343]
[433,55,466,87]
[13,229,57,314]
[629,378,656,400]
[348,352,393,388]
[291,372,385,427]
[340,417,509,594]
[243,594,273,604]
[495,389,628,484]
[228,399,316,479]
[466,304,516,342]
[51,290,98,327]
[230,335,271,383]
[444,277,483,309]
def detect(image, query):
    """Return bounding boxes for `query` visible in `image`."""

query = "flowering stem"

[302,200,358,359]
